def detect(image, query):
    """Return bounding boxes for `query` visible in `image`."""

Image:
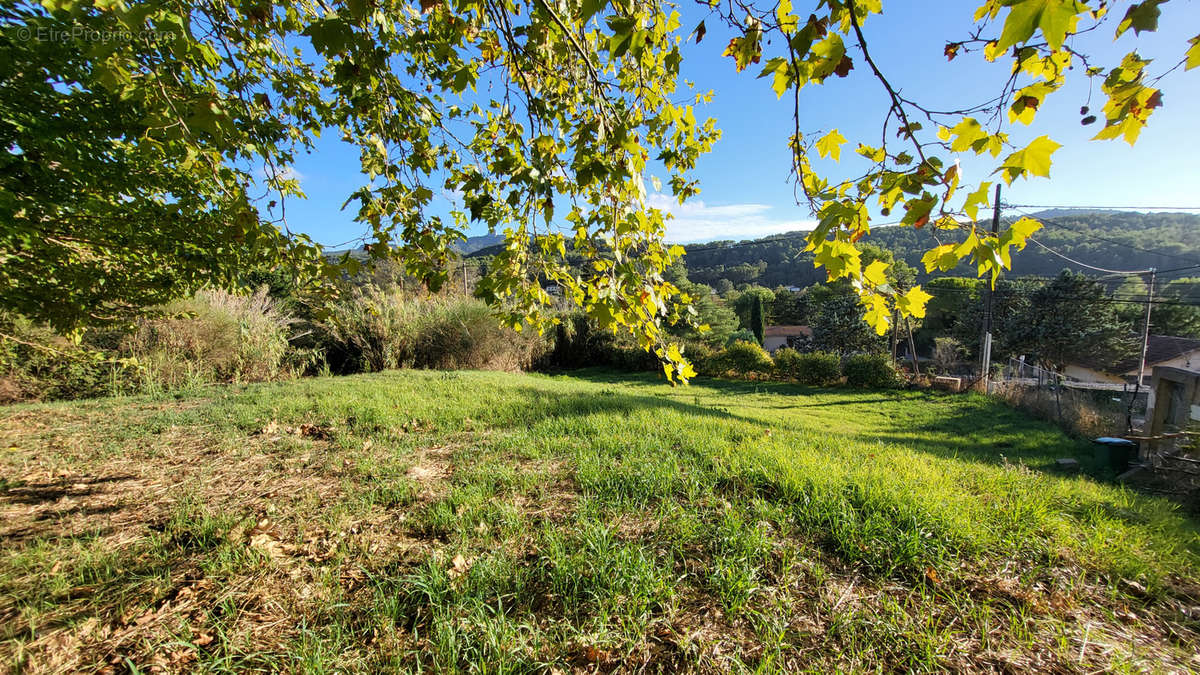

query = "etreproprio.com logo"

[14,25,177,43]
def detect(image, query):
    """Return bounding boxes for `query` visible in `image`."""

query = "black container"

[1093,437,1138,474]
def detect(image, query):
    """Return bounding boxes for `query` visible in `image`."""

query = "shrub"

[682,341,720,377]
[410,297,548,371]
[725,329,756,347]
[320,285,418,372]
[775,348,840,386]
[842,354,900,388]
[0,315,133,403]
[125,287,299,389]
[543,313,606,370]
[319,286,547,374]
[931,337,967,374]
[538,312,666,374]
[708,341,773,377]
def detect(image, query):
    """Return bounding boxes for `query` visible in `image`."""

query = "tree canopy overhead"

[1,0,1195,381]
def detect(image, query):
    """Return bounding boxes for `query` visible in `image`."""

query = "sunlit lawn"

[2,369,1197,672]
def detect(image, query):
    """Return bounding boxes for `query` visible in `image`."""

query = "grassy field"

[1,369,1198,672]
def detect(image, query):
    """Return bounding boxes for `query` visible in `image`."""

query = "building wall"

[1122,352,1200,378]
[1063,364,1125,384]
[763,337,788,353]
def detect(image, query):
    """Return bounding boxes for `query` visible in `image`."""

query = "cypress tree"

[750,294,766,345]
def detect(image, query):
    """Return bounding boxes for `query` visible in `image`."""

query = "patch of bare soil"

[0,405,475,673]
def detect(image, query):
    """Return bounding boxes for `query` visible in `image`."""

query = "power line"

[1014,211,1200,267]
[924,285,1200,308]
[1125,263,1200,278]
[919,277,1200,307]
[1027,237,1154,276]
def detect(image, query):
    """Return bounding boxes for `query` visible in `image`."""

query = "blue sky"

[278,1,1200,246]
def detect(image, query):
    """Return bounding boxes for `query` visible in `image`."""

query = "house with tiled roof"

[762,325,812,353]
[1063,335,1200,384]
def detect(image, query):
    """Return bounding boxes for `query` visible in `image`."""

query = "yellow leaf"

[667,343,683,363]
[921,244,958,273]
[983,40,1003,62]
[963,181,993,222]
[945,117,986,153]
[816,129,848,161]
[997,135,1061,183]
[1005,216,1042,249]
[776,0,798,33]
[897,286,933,319]
[863,259,889,287]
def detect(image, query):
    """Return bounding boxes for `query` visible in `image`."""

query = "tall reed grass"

[124,286,303,392]
[319,286,547,374]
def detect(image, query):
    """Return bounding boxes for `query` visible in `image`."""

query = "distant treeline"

[680,211,1200,291]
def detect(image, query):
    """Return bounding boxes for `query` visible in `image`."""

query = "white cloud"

[646,193,815,244]
[274,166,304,182]
[255,165,304,184]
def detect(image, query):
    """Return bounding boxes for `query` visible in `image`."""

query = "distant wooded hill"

[680,211,1200,289]
[327,233,506,262]
[346,211,1198,291]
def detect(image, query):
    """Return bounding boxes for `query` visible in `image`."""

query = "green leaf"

[816,129,847,161]
[758,58,792,98]
[722,32,763,72]
[579,0,606,24]
[997,0,1083,52]
[1116,0,1165,38]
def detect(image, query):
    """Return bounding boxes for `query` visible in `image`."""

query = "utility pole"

[905,317,921,376]
[889,309,899,367]
[1126,269,1156,433]
[979,183,1002,392]
[1136,269,1155,389]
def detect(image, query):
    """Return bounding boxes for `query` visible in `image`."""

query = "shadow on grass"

[1,475,140,543]
[489,385,741,430]
[1,475,137,505]
[547,372,1200,531]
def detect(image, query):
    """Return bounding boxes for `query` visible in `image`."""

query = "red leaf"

[807,14,827,38]
[834,55,853,78]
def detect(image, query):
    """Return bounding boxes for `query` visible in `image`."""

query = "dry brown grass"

[991,381,1121,439]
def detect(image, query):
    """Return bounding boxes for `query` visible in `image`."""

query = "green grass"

[1,368,1198,672]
